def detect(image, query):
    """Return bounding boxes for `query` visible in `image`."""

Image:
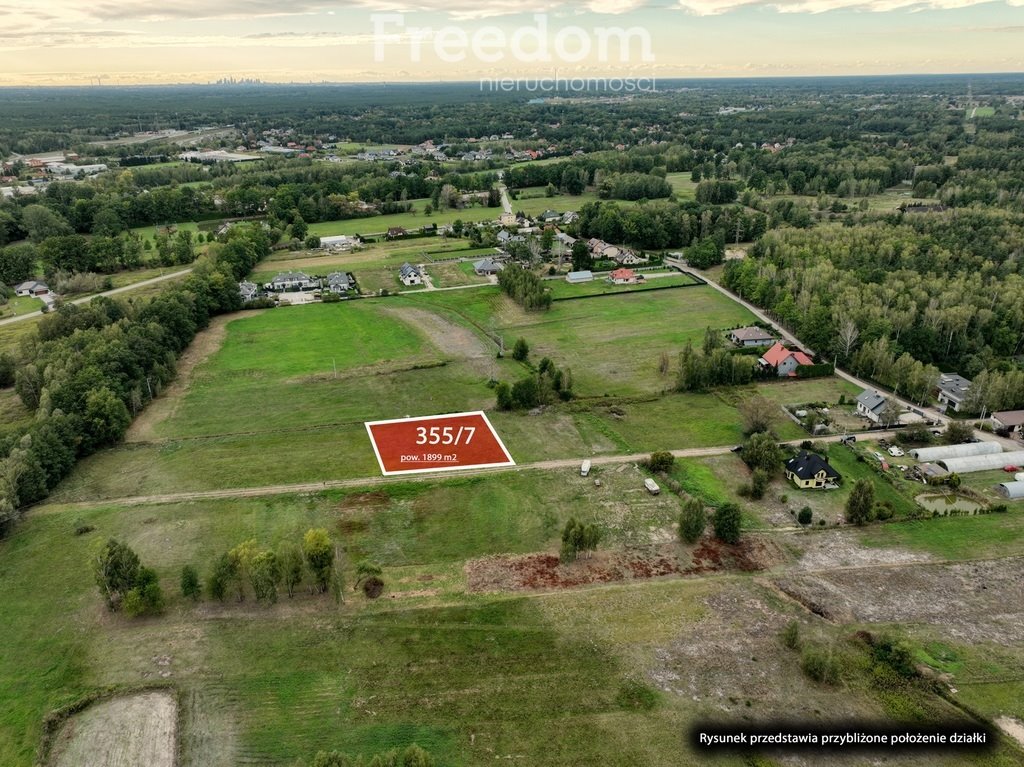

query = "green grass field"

[548,273,699,299]
[0,295,43,319]
[409,285,758,396]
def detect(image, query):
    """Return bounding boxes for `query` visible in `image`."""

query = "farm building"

[937,450,1024,474]
[936,374,972,413]
[399,263,423,286]
[319,234,355,250]
[566,270,593,284]
[784,450,841,489]
[998,481,1024,500]
[909,442,1001,462]
[992,410,1024,436]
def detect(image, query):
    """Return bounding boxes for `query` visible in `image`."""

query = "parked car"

[1003,465,1020,473]
[839,435,856,445]
[888,446,905,457]
[872,451,885,462]
[580,460,591,477]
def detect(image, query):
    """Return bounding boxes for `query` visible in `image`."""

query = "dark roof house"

[785,450,841,488]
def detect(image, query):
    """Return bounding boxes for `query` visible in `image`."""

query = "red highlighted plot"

[365,411,515,476]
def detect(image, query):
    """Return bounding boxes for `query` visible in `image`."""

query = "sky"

[0,0,1022,85]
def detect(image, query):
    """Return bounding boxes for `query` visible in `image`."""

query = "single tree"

[303,528,335,593]
[180,565,202,601]
[93,538,141,610]
[845,479,876,525]
[738,395,780,435]
[512,337,530,361]
[277,541,305,598]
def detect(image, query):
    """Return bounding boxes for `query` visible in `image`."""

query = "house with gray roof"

[473,258,503,276]
[399,263,423,286]
[936,373,972,413]
[856,389,889,425]
[269,271,318,291]
[326,272,355,294]
[238,281,259,301]
[729,326,777,347]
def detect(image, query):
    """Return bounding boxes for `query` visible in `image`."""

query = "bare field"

[774,557,1024,643]
[50,691,177,767]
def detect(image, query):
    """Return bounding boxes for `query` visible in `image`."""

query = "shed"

[938,450,1024,474]
[997,481,1024,500]
[910,442,1001,462]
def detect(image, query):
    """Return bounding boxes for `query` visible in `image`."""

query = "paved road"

[38,431,896,512]
[694,269,951,427]
[0,268,193,327]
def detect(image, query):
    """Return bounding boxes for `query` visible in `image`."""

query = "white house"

[399,263,423,286]
[856,389,889,424]
[14,280,50,297]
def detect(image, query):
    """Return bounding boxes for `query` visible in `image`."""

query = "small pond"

[916,493,985,515]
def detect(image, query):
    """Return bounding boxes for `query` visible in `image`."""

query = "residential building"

[856,389,889,425]
[238,281,258,301]
[473,258,503,276]
[13,280,50,297]
[936,373,972,413]
[784,450,842,489]
[269,271,318,291]
[399,263,423,286]
[386,227,408,240]
[326,272,355,294]
[609,268,641,285]
[758,342,813,377]
[729,326,777,347]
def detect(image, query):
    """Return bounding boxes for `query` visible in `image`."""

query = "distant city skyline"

[1,1,1023,85]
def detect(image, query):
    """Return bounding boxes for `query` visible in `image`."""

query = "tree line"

[0,225,270,535]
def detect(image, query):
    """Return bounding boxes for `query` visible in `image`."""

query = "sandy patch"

[50,690,177,767]
[125,311,257,442]
[381,306,498,377]
[996,716,1024,749]
[788,530,934,571]
[774,557,1024,643]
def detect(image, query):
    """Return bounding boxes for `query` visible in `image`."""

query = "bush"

[361,576,385,599]
[800,646,841,684]
[874,502,894,521]
[648,451,675,473]
[749,469,769,500]
[713,503,742,545]
[797,507,813,526]
[781,620,800,650]
[615,679,659,711]
[512,337,529,361]
[74,523,95,536]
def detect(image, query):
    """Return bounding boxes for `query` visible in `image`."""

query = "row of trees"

[495,351,574,410]
[676,341,757,392]
[207,529,344,605]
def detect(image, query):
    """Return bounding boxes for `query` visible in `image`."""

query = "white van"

[580,460,591,477]
[644,478,660,495]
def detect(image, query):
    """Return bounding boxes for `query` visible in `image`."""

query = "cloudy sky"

[0,0,1022,84]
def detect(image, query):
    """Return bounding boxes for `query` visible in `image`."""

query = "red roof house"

[759,342,813,377]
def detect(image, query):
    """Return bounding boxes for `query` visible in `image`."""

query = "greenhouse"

[937,450,1024,474]
[910,441,1002,462]
[997,481,1024,500]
